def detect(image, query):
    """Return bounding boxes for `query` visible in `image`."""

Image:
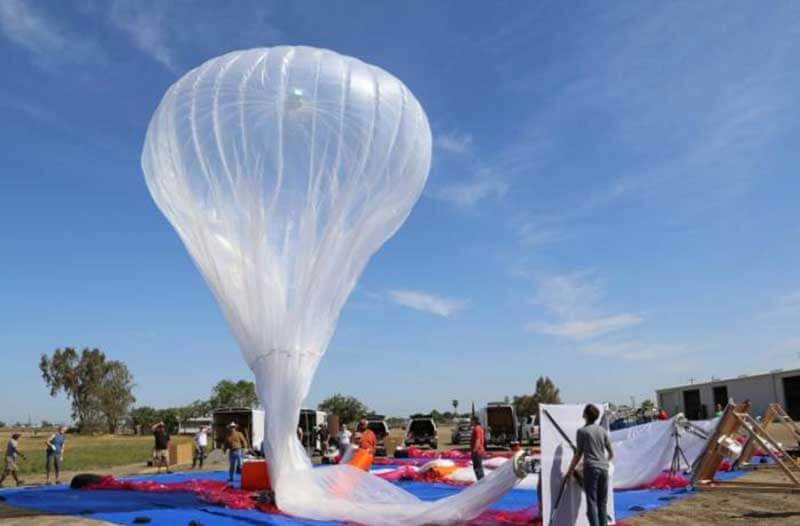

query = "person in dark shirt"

[566,404,614,526]
[151,422,171,474]
[470,416,485,481]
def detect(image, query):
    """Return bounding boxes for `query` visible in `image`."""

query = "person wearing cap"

[0,433,25,487]
[224,422,248,484]
[192,425,208,469]
[151,422,171,474]
[357,419,377,456]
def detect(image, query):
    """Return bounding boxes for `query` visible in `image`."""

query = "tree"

[0,421,6,428]
[513,376,562,418]
[209,380,258,409]
[640,399,655,412]
[130,406,160,435]
[318,394,369,425]
[40,348,136,433]
[534,376,561,405]
[41,420,53,428]
[160,409,180,434]
[452,400,459,413]
[177,400,212,423]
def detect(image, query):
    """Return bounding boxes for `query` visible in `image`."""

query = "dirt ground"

[628,467,800,525]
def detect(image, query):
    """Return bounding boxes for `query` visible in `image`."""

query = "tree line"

[39,347,260,434]
[39,347,565,434]
[316,376,563,427]
[129,379,259,434]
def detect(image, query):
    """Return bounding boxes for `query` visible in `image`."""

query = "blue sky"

[2,1,800,424]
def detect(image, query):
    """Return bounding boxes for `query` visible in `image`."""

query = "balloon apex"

[286,87,306,111]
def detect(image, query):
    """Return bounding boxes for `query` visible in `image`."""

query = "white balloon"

[143,46,519,524]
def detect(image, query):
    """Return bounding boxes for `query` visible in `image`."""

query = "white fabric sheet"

[540,404,616,526]
[610,416,717,489]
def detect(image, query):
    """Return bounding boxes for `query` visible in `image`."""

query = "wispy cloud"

[430,170,508,208]
[108,1,178,72]
[532,271,604,319]
[0,91,49,121]
[517,218,562,247]
[0,0,104,68]
[435,129,473,156]
[526,315,642,341]
[579,341,680,361]
[387,289,465,317]
[769,290,800,317]
[470,4,799,233]
[526,271,641,341]
[101,0,283,74]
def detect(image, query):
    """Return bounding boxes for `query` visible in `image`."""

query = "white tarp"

[540,404,616,526]
[610,416,717,489]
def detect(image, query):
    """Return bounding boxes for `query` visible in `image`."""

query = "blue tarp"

[0,469,744,525]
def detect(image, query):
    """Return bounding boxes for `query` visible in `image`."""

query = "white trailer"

[298,408,328,453]
[212,407,265,452]
[480,402,519,448]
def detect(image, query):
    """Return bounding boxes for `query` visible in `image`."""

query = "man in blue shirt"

[45,426,67,484]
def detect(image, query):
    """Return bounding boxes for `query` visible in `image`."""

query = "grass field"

[0,423,465,479]
[0,429,192,476]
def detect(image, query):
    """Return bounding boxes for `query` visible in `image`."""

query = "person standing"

[357,419,377,455]
[152,422,171,474]
[318,424,330,452]
[0,433,25,487]
[192,425,208,469]
[470,416,485,480]
[45,426,67,484]
[337,424,352,452]
[566,404,614,526]
[225,422,247,484]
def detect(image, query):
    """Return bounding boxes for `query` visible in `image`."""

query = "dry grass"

[628,468,800,525]
[0,429,191,477]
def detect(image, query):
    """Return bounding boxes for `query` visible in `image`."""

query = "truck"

[451,418,472,445]
[405,413,438,450]
[480,403,518,448]
[298,408,328,454]
[212,407,265,452]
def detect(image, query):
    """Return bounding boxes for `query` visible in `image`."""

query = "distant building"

[656,368,800,420]
[178,416,212,435]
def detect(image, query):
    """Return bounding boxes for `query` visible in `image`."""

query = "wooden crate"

[383,435,404,457]
[169,442,193,466]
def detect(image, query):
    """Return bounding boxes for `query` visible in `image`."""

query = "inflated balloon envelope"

[142,46,524,525]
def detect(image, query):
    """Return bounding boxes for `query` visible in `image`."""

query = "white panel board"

[540,404,615,526]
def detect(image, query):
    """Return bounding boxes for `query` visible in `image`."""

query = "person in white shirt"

[192,426,209,469]
[338,424,352,451]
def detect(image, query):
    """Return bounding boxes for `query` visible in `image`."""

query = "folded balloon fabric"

[81,475,543,525]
